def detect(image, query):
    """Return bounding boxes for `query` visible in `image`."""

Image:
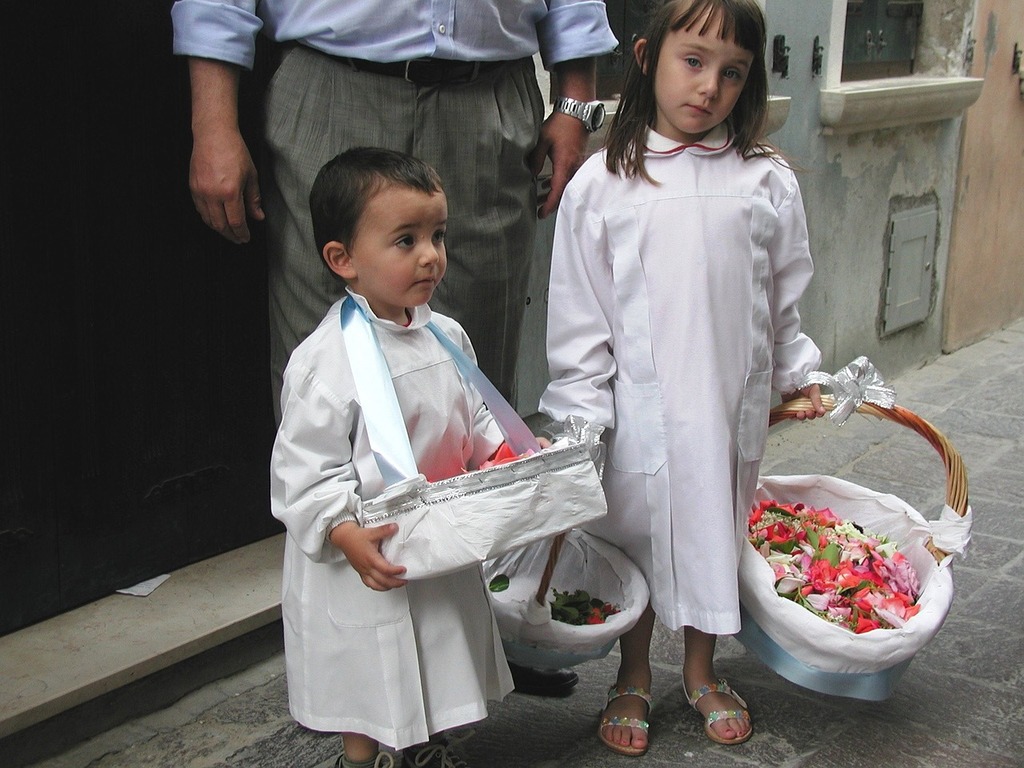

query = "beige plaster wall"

[943,0,1024,350]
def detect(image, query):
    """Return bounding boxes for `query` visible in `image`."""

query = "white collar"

[345,289,433,330]
[644,123,732,156]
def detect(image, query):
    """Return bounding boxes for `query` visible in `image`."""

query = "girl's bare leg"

[682,627,751,741]
[601,603,656,751]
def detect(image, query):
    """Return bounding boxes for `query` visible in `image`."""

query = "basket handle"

[534,532,567,606]
[769,394,969,563]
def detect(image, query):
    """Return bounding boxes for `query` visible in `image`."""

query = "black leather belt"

[342,56,507,86]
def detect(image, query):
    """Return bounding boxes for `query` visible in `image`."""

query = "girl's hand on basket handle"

[782,384,826,421]
[329,521,408,591]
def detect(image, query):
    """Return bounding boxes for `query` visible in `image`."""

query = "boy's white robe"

[271,295,513,749]
[541,126,822,634]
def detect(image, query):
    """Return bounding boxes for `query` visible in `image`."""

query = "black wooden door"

[0,2,280,636]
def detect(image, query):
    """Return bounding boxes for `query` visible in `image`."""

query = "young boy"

[271,147,515,768]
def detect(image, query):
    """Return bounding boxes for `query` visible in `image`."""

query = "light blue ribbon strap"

[425,323,542,456]
[736,606,911,701]
[798,356,897,426]
[339,298,419,485]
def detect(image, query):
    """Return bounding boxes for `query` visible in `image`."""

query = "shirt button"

[438,24,447,34]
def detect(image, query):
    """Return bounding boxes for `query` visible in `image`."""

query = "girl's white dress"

[540,126,822,635]
[271,294,513,749]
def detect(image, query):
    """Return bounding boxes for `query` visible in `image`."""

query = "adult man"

[172,1,616,698]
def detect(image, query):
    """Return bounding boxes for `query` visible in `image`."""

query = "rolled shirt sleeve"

[171,0,263,69]
[537,0,618,68]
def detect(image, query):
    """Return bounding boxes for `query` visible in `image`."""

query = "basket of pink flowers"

[737,362,972,701]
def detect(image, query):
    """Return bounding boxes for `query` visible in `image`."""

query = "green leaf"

[772,539,797,554]
[821,542,841,567]
[488,574,510,593]
[806,528,820,549]
[551,605,581,624]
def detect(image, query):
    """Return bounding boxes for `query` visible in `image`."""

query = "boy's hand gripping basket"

[737,358,973,701]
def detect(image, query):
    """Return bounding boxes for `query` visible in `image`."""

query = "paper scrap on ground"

[116,574,171,597]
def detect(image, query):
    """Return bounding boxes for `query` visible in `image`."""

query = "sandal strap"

[705,708,751,725]
[600,715,650,731]
[687,678,747,710]
[606,685,653,708]
[600,685,652,736]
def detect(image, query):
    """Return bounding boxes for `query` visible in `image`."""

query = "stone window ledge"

[767,95,791,135]
[819,76,984,135]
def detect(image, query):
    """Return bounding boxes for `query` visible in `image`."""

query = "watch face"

[555,98,606,131]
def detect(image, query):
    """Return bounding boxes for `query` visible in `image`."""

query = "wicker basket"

[770,394,969,561]
[736,394,972,700]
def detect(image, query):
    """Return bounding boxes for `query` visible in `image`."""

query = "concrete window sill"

[767,95,792,135]
[819,76,984,135]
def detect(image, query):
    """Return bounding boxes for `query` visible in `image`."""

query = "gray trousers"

[263,46,544,415]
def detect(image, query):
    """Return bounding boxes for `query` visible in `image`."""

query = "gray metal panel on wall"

[883,205,937,334]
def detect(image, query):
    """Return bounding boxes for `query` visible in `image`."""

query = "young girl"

[539,0,824,756]
[272,147,516,768]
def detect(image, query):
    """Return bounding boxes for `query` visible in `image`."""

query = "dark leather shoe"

[508,663,578,697]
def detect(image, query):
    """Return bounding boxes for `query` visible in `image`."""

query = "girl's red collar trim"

[646,139,723,156]
[644,124,733,156]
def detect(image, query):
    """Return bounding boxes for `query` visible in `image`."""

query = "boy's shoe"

[508,663,578,697]
[402,731,472,768]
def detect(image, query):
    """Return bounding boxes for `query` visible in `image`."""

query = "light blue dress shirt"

[172,0,617,71]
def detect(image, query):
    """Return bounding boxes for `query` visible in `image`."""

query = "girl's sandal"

[597,685,652,757]
[686,679,752,746]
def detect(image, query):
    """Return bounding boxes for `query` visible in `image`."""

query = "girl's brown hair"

[605,0,771,182]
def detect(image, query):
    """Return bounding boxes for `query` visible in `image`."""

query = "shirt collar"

[644,123,732,157]
[345,288,433,330]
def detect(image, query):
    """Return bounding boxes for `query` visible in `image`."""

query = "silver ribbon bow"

[797,356,896,426]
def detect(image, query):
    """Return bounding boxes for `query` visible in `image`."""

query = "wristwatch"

[553,97,607,133]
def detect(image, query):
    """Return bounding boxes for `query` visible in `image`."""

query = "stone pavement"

[20,319,1024,768]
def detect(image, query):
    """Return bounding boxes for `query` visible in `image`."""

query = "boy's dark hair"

[309,147,444,255]
[605,0,771,183]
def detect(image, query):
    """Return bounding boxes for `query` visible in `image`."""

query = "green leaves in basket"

[488,574,510,593]
[549,589,621,625]
[818,541,842,567]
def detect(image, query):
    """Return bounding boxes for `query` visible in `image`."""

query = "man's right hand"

[187,58,265,244]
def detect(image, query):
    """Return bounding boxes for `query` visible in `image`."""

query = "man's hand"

[187,58,265,244]
[529,112,589,219]
[529,57,597,219]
